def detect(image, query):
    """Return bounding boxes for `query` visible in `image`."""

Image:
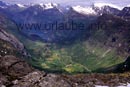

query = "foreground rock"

[0,55,130,87]
[0,55,72,87]
[0,55,34,87]
[0,28,25,52]
[0,55,34,77]
[0,72,9,86]
[12,72,71,87]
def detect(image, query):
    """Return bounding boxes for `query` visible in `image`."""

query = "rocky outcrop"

[0,55,34,77]
[0,14,26,54]
[0,28,24,52]
[0,72,9,86]
[12,72,71,87]
[0,55,130,87]
[0,55,72,87]
[0,55,34,87]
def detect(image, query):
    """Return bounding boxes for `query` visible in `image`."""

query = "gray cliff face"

[0,15,26,54]
[0,28,24,51]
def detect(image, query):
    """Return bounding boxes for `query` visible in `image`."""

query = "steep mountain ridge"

[0,1,126,16]
[0,14,27,55]
[118,7,130,20]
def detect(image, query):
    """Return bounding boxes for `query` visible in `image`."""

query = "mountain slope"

[88,14,130,57]
[0,14,27,55]
[71,5,97,15]
[118,7,130,20]
[0,1,130,74]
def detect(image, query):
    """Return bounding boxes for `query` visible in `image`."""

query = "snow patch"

[0,6,6,8]
[44,3,57,9]
[39,3,44,7]
[95,83,130,87]
[95,86,109,87]
[94,3,123,10]
[37,3,58,10]
[16,4,25,8]
[72,5,97,15]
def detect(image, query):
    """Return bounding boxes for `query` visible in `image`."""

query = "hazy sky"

[1,0,130,7]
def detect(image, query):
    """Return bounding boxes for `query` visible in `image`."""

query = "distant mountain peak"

[0,1,9,8]
[119,7,130,17]
[37,3,58,10]
[0,1,6,5]
[93,3,123,10]
[72,5,97,15]
[16,4,25,8]
[70,4,121,16]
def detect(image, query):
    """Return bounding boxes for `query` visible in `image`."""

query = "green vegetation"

[4,19,124,74]
[22,39,123,74]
